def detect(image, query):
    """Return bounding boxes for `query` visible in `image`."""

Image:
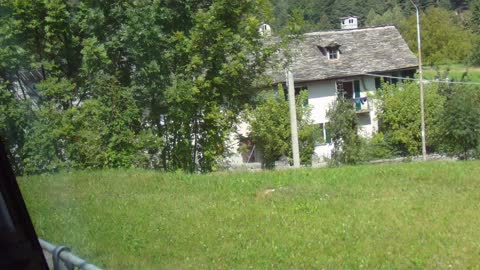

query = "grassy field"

[423,64,480,83]
[19,161,480,269]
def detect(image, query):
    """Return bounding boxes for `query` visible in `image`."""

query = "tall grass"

[19,161,480,269]
[423,64,480,82]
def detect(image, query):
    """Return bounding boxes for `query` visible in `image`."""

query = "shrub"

[374,81,445,156]
[362,133,394,161]
[326,96,363,166]
[247,88,320,168]
[440,85,480,159]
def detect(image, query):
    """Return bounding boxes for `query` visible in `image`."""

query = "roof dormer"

[317,42,341,60]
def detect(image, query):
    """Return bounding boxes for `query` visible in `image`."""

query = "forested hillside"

[271,0,471,31]
[271,0,480,65]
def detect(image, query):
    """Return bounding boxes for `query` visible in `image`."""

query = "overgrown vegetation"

[0,0,275,174]
[3,0,480,173]
[325,80,480,165]
[440,85,480,159]
[375,81,446,155]
[246,89,319,168]
[19,161,480,269]
[326,94,363,166]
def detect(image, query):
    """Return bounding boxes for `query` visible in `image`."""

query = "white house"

[229,20,418,165]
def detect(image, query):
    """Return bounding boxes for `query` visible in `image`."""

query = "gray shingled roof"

[270,26,418,83]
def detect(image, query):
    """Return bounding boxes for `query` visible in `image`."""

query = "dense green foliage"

[370,80,480,160]
[272,0,474,31]
[0,0,274,174]
[374,81,445,155]
[326,95,363,165]
[402,7,475,65]
[20,161,480,269]
[362,133,395,161]
[246,89,318,168]
[440,85,480,158]
[271,0,480,65]
[3,0,480,173]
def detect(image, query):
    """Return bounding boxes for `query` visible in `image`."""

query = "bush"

[247,88,320,168]
[361,133,394,161]
[374,81,445,156]
[326,96,363,166]
[440,85,480,159]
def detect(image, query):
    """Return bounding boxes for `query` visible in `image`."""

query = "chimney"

[258,23,272,37]
[340,16,358,29]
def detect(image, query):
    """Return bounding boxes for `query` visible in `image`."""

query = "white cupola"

[340,16,359,29]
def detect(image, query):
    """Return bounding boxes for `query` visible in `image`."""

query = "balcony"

[347,97,370,114]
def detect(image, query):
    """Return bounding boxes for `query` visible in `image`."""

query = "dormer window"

[317,42,341,60]
[327,48,338,60]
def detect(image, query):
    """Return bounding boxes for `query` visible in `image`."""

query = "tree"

[401,7,475,65]
[374,81,445,155]
[365,5,406,27]
[247,89,319,168]
[159,0,275,172]
[440,85,480,159]
[470,0,480,33]
[326,95,363,165]
[0,82,30,173]
[0,0,275,174]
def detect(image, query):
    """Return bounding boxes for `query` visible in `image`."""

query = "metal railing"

[347,97,370,113]
[39,238,103,270]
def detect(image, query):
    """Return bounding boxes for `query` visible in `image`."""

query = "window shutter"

[354,80,361,111]
[375,78,381,89]
[325,123,332,144]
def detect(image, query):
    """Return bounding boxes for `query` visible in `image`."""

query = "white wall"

[305,80,337,124]
[304,76,379,161]
[228,76,381,165]
[226,121,263,165]
[341,17,358,29]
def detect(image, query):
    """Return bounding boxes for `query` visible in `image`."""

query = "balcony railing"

[347,97,370,113]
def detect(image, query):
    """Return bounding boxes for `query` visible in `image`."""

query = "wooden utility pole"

[410,0,427,161]
[287,69,301,168]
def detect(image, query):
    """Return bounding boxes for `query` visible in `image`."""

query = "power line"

[366,72,480,86]
[312,65,480,86]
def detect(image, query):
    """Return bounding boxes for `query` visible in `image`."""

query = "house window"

[327,48,338,60]
[375,78,381,89]
[349,19,354,23]
[383,72,399,85]
[283,86,308,105]
[336,80,360,100]
[319,123,332,144]
[295,87,309,106]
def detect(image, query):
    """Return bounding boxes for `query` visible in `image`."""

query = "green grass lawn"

[19,161,480,269]
[423,64,480,83]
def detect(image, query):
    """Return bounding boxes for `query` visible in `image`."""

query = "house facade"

[229,22,418,166]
